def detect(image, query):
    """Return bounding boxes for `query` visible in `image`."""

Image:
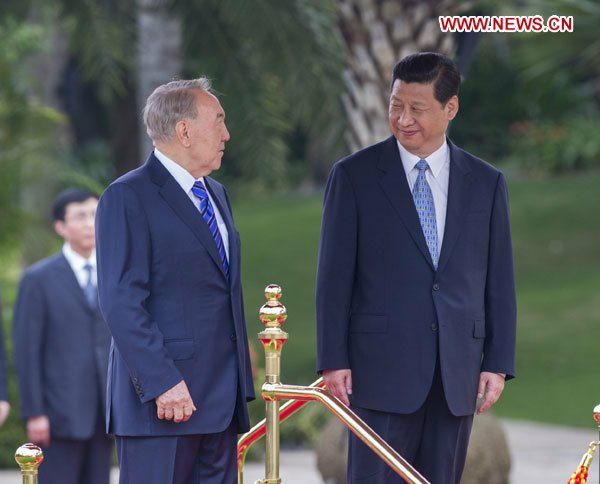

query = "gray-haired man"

[95,79,254,483]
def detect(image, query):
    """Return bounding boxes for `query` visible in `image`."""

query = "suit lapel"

[437,140,471,273]
[146,154,227,278]
[377,137,435,268]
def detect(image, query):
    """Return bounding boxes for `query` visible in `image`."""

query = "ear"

[445,95,459,121]
[174,120,192,148]
[54,220,67,239]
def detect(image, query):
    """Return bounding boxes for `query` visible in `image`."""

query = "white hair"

[142,78,213,143]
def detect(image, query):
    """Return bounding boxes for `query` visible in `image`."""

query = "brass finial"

[15,443,44,474]
[593,404,600,428]
[259,284,287,328]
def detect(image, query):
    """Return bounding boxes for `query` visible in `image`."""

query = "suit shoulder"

[99,167,150,209]
[332,138,391,176]
[452,144,503,180]
[105,165,149,193]
[21,253,63,282]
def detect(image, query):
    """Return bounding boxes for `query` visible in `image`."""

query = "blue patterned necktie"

[83,263,97,309]
[191,180,230,277]
[412,160,439,269]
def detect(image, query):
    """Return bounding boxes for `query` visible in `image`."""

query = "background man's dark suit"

[13,252,113,483]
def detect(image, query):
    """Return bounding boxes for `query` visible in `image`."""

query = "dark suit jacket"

[95,153,254,437]
[13,253,111,439]
[316,137,517,417]
[0,297,8,401]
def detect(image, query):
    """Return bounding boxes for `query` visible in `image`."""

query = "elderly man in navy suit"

[95,78,254,483]
[316,52,517,483]
[13,188,113,484]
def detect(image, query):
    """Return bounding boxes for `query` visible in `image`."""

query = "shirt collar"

[396,139,449,179]
[62,243,96,271]
[154,148,206,193]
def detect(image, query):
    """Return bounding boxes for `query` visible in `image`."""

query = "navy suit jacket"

[13,253,111,439]
[316,137,517,417]
[96,153,254,437]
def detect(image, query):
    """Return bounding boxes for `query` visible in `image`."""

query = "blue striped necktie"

[191,180,230,277]
[412,159,439,269]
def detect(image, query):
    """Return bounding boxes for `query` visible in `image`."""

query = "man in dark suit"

[316,52,517,483]
[13,188,113,484]
[95,78,254,483]
[0,296,10,427]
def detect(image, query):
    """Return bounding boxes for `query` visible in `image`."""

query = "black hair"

[391,52,461,104]
[52,188,98,222]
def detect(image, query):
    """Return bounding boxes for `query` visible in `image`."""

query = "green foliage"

[506,117,600,173]
[0,18,64,253]
[453,0,600,173]
[174,0,345,188]
[510,0,600,102]
[60,0,136,105]
[0,250,27,468]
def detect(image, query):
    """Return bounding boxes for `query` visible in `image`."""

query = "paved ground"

[1,419,598,483]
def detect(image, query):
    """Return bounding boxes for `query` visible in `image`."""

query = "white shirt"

[154,148,230,259]
[62,243,96,288]
[397,139,450,249]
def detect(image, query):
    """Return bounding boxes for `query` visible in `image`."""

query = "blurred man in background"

[13,188,113,484]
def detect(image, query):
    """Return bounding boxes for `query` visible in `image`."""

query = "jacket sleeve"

[12,273,47,416]
[316,163,357,373]
[96,182,183,402]
[482,173,517,379]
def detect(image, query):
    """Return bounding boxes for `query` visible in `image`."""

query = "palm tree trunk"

[136,0,183,158]
[337,0,472,150]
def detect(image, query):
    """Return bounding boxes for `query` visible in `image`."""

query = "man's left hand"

[476,372,505,415]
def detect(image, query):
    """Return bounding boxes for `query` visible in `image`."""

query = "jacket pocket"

[473,319,486,338]
[164,339,195,361]
[349,314,388,333]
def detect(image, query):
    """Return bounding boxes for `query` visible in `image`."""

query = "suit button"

[230,333,237,342]
[433,283,440,291]
[431,323,439,331]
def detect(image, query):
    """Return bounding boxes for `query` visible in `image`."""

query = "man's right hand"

[155,380,196,423]
[323,369,352,406]
[27,415,50,448]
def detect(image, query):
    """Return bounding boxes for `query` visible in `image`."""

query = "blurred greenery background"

[1,0,599,467]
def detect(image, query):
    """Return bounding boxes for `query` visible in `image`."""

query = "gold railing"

[14,443,43,484]
[237,378,325,483]
[565,402,600,483]
[239,284,429,484]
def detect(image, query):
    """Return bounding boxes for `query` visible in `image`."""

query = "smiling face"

[388,79,458,159]
[176,90,231,178]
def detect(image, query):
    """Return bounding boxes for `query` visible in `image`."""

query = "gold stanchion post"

[256,284,288,484]
[15,443,43,484]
